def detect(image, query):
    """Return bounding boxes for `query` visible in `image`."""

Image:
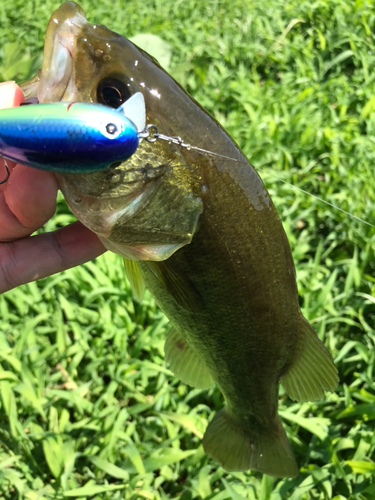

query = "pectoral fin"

[280,317,338,402]
[145,260,203,313]
[165,327,213,389]
[123,258,145,302]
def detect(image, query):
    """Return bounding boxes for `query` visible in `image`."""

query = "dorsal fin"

[118,92,146,132]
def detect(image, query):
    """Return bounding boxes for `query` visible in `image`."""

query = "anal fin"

[165,327,213,389]
[281,317,338,402]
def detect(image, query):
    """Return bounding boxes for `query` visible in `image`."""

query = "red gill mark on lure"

[67,103,76,112]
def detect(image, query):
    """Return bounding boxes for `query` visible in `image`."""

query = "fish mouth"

[37,2,87,103]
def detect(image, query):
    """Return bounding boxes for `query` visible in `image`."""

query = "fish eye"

[97,78,132,108]
[106,123,118,134]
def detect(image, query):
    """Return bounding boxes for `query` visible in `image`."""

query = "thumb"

[0,81,25,108]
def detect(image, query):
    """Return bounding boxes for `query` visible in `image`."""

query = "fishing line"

[256,167,375,230]
[142,124,375,230]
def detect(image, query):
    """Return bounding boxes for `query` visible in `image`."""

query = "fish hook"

[0,158,10,185]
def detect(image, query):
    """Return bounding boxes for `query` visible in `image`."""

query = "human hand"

[0,81,106,294]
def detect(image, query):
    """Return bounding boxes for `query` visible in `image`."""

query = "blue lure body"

[0,93,146,173]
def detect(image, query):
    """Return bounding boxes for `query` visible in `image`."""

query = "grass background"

[1,0,375,498]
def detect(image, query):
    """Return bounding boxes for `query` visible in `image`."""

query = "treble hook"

[0,158,10,185]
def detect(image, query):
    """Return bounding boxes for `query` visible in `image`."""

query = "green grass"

[1,0,375,498]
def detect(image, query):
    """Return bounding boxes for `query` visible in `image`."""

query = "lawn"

[1,0,375,498]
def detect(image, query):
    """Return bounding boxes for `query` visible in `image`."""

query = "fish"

[0,93,146,173]
[19,1,338,477]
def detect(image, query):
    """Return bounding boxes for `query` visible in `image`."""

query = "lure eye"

[97,78,132,108]
[106,123,118,134]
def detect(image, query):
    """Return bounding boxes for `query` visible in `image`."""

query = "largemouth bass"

[20,1,338,477]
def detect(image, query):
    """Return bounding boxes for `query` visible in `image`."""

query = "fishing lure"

[0,92,146,175]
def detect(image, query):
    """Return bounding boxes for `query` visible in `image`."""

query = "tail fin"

[202,407,298,478]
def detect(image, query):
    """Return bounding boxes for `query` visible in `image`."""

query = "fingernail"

[0,81,16,92]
